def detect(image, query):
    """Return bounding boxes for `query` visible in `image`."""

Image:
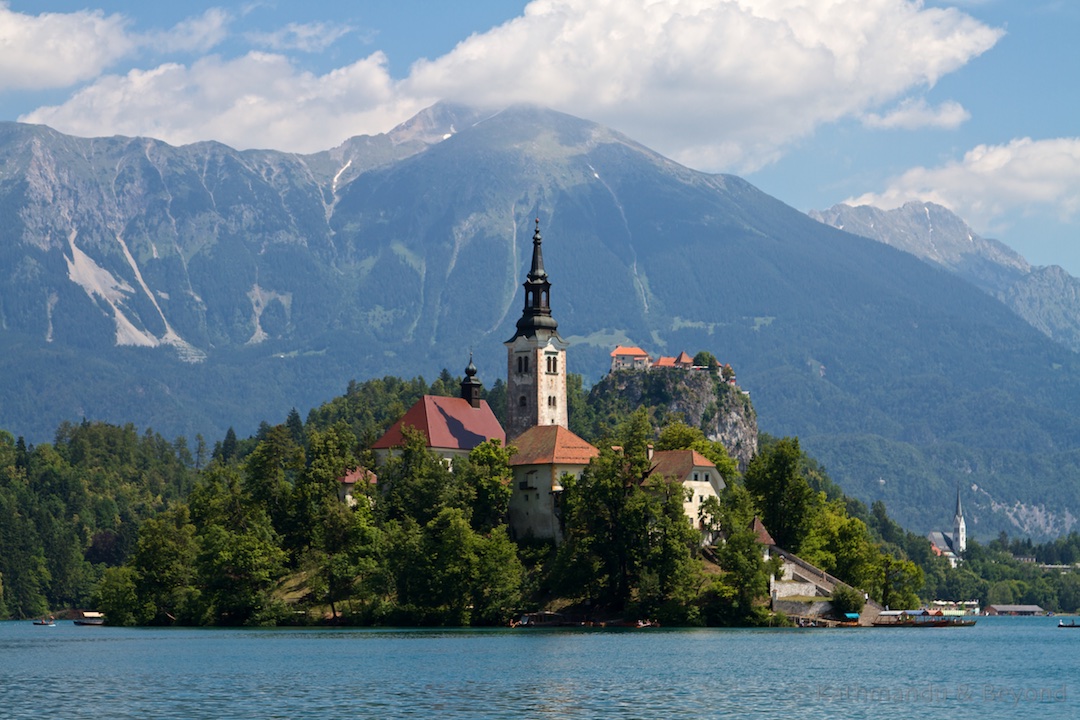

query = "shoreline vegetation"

[2,373,1079,626]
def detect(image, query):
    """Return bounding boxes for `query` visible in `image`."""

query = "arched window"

[519,396,527,407]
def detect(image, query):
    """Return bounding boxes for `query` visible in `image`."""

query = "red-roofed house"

[610,345,651,372]
[372,361,505,467]
[508,425,599,542]
[652,355,677,368]
[337,466,377,506]
[675,351,694,368]
[646,448,726,543]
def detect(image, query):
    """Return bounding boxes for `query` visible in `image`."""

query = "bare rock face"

[590,367,758,470]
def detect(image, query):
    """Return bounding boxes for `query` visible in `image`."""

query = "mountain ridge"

[810,201,1080,354]
[2,104,1080,539]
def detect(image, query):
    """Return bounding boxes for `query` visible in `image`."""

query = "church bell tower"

[953,484,967,554]
[505,219,568,441]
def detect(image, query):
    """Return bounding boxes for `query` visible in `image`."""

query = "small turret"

[460,355,482,408]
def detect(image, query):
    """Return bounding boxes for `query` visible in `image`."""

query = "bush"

[829,585,866,617]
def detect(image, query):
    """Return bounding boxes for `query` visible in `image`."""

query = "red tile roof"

[338,467,377,485]
[647,449,715,482]
[610,345,650,357]
[676,351,694,365]
[751,516,775,546]
[653,356,677,367]
[372,395,505,451]
[509,425,599,466]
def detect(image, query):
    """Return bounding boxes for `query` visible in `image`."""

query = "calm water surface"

[0,617,1073,719]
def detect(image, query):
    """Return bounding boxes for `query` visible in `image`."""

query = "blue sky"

[2,1,1078,273]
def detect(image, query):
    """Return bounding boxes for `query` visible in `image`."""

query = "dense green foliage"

[0,423,196,618]
[6,370,1080,625]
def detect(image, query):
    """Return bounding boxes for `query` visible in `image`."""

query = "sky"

[2,0,1078,273]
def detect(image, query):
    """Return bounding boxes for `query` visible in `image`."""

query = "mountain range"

[2,103,1080,539]
[811,202,1080,355]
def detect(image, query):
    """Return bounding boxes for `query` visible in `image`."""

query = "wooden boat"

[873,610,976,627]
[72,611,105,626]
[1058,619,1080,628]
[32,617,55,626]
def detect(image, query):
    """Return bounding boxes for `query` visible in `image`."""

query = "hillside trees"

[555,409,702,618]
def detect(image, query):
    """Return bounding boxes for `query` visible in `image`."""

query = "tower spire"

[510,218,558,339]
[504,215,568,440]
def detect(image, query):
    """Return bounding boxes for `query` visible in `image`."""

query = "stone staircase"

[770,546,884,626]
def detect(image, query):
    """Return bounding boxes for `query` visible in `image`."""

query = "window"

[519,396,527,407]
[693,472,699,481]
[547,395,556,407]
[545,355,559,374]
[517,356,530,373]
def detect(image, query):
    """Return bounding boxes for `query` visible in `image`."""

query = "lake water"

[0,617,1073,719]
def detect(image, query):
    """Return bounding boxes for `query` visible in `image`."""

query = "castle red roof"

[372,396,505,452]
[509,425,599,466]
[611,345,649,357]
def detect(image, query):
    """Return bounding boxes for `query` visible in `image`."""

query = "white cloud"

[863,98,970,130]
[0,4,230,91]
[403,0,1004,171]
[22,52,417,153]
[149,8,232,54]
[0,2,134,89]
[847,137,1080,227]
[16,0,1003,169]
[247,21,353,53]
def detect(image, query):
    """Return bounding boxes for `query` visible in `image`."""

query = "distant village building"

[652,351,694,370]
[985,604,1045,616]
[927,485,967,568]
[337,466,377,507]
[610,345,651,372]
[371,359,504,466]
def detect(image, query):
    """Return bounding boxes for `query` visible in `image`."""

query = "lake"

[0,617,1073,719]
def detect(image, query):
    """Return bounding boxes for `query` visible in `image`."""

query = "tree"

[130,505,198,624]
[94,566,141,626]
[878,554,923,610]
[245,425,305,541]
[693,351,718,369]
[655,422,738,484]
[451,440,514,533]
[708,524,770,625]
[743,437,818,552]
[189,465,287,625]
[218,427,238,463]
[376,427,454,526]
[285,408,306,447]
[829,585,866,617]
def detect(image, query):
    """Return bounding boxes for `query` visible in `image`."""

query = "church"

[927,486,967,567]
[372,218,724,542]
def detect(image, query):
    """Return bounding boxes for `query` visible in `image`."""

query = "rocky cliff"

[588,368,758,470]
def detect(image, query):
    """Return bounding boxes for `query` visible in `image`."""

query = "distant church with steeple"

[928,485,967,567]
